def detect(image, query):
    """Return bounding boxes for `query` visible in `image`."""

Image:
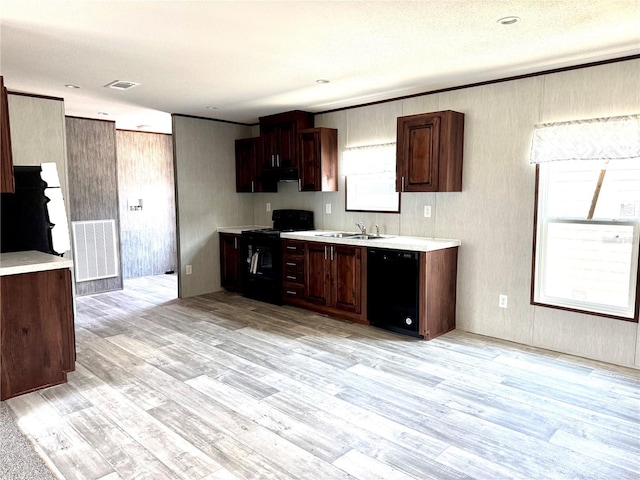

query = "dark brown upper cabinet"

[298,127,338,192]
[235,136,276,193]
[396,110,464,192]
[259,110,314,172]
[0,76,15,193]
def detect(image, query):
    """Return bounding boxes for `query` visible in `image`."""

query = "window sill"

[530,300,638,323]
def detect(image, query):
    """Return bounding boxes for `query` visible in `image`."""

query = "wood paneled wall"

[116,130,176,279]
[65,117,122,296]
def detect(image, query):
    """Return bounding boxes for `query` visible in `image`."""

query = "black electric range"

[241,209,314,304]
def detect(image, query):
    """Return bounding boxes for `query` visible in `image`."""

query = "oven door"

[241,235,283,305]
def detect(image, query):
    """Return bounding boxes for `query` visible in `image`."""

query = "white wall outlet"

[325,203,331,214]
[499,294,508,308]
[424,205,432,218]
[266,202,271,212]
[186,264,193,275]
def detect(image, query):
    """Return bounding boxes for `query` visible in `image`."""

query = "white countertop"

[218,225,270,235]
[0,250,74,276]
[281,230,461,252]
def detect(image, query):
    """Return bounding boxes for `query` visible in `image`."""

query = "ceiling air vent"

[104,80,140,90]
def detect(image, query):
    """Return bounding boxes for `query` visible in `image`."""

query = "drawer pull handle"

[286,275,297,280]
[286,246,297,250]
[286,262,297,266]
[286,290,297,295]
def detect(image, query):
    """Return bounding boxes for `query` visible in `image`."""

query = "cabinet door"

[0,76,14,193]
[397,114,441,192]
[330,245,361,313]
[235,138,258,193]
[299,128,338,192]
[220,233,242,291]
[277,121,297,169]
[261,124,278,170]
[299,129,320,191]
[305,242,330,306]
[1,269,74,401]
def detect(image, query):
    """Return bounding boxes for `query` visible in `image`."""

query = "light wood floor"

[6,274,640,480]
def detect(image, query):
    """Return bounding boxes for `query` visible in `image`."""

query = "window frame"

[343,142,401,214]
[531,164,640,322]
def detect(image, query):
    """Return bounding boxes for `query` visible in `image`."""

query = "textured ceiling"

[1,0,639,133]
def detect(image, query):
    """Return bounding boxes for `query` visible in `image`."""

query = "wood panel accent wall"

[116,130,176,279]
[65,117,122,295]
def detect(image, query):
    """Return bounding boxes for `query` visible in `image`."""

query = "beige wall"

[172,115,253,298]
[7,94,70,229]
[173,59,639,367]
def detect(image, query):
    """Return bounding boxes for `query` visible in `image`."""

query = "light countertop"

[281,230,461,252]
[218,226,270,235]
[0,250,74,277]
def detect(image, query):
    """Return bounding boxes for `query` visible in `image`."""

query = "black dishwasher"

[367,248,421,337]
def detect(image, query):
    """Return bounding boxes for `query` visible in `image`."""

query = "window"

[531,115,640,320]
[343,143,400,213]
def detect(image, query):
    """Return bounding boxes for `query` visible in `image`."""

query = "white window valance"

[342,142,396,175]
[530,114,640,164]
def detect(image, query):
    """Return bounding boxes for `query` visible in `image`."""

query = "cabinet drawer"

[283,271,304,285]
[283,240,305,255]
[284,257,304,273]
[283,285,305,299]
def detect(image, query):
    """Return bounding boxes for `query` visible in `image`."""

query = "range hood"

[262,168,299,183]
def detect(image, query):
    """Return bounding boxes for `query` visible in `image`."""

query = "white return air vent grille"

[72,220,119,282]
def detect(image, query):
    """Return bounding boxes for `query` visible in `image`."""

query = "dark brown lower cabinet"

[420,247,458,340]
[304,242,365,323]
[219,233,242,292]
[0,268,75,400]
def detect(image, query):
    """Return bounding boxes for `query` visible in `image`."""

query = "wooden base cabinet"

[0,268,75,401]
[304,242,365,323]
[219,233,243,292]
[419,247,458,340]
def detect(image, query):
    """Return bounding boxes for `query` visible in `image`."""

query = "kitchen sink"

[315,232,392,240]
[347,234,391,240]
[315,232,358,238]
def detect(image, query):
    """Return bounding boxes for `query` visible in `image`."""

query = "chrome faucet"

[375,224,380,236]
[355,222,366,234]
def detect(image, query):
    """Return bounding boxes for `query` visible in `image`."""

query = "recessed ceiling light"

[316,79,330,84]
[205,105,218,110]
[65,84,80,89]
[497,16,520,25]
[104,80,140,90]
[97,112,109,116]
